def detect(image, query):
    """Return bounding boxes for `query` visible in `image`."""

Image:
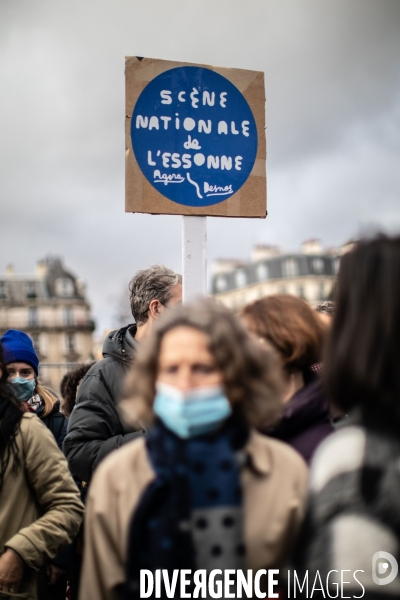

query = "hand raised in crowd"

[0,549,24,595]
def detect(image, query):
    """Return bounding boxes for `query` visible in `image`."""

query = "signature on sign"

[153,170,233,200]
[153,170,185,185]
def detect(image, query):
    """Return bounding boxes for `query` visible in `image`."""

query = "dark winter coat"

[268,378,334,464]
[40,399,68,451]
[30,387,68,450]
[63,324,143,483]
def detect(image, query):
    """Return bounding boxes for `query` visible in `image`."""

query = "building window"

[26,281,37,299]
[0,282,6,300]
[64,307,73,325]
[66,333,75,352]
[28,307,38,326]
[235,270,247,287]
[256,263,269,281]
[283,258,299,277]
[278,286,287,294]
[31,333,40,353]
[312,258,324,274]
[215,276,227,292]
[55,278,74,297]
[333,257,341,274]
[319,283,326,300]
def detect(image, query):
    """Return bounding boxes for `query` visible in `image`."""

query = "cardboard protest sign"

[125,57,266,217]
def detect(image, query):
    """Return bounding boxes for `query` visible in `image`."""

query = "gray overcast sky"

[1,0,400,331]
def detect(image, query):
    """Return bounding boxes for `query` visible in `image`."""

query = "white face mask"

[153,382,232,439]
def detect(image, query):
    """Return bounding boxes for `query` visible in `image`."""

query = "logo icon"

[372,551,398,585]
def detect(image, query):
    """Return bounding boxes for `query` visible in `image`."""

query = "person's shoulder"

[21,412,36,421]
[76,356,123,400]
[20,412,59,446]
[252,429,306,461]
[44,398,66,418]
[21,412,46,429]
[82,356,118,379]
[90,436,151,489]
[19,412,37,437]
[81,354,127,385]
[310,425,366,493]
[248,429,308,478]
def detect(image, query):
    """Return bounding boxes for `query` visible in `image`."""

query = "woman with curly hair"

[79,299,308,600]
[0,341,83,598]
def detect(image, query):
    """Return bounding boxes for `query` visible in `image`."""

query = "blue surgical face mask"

[10,377,36,402]
[153,382,232,439]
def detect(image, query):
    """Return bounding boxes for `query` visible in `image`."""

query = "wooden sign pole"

[182,216,207,302]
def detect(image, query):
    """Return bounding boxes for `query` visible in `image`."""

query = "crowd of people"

[0,235,399,599]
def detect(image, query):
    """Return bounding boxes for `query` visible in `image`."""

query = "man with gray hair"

[63,265,182,486]
[130,265,182,342]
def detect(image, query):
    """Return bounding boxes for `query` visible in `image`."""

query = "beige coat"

[80,430,308,600]
[0,413,84,599]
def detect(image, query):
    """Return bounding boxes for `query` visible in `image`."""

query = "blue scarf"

[124,418,248,599]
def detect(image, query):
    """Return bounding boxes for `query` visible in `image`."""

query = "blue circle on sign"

[131,67,258,207]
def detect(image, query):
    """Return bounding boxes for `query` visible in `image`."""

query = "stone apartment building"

[0,257,95,392]
[211,239,349,311]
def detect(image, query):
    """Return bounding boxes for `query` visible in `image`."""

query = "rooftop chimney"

[212,259,247,276]
[301,239,322,255]
[35,260,48,279]
[250,244,282,262]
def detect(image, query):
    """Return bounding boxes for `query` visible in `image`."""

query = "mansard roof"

[0,257,85,305]
[212,252,340,294]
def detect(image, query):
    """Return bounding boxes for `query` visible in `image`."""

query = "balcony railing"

[0,317,95,330]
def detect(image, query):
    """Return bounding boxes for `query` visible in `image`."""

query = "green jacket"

[0,413,84,599]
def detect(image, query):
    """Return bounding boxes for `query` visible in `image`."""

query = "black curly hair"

[60,362,96,417]
[0,342,23,491]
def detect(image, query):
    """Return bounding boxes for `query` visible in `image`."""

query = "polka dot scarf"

[124,418,249,599]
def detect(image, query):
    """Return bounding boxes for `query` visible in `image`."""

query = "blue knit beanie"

[0,330,39,375]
